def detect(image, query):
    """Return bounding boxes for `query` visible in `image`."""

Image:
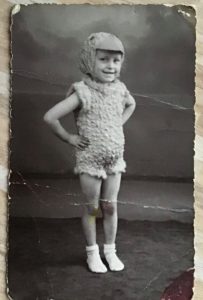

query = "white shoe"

[86,244,107,273]
[104,243,124,271]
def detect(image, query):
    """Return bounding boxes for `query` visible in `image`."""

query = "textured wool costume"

[73,76,134,179]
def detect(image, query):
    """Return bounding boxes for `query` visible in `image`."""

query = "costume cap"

[79,32,124,75]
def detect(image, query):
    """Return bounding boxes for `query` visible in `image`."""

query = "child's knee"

[85,204,100,217]
[100,200,117,216]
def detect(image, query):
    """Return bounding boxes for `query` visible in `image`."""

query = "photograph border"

[0,0,202,299]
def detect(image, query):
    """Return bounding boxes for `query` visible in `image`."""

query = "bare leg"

[79,173,107,273]
[100,173,121,244]
[79,173,102,246]
[100,173,124,271]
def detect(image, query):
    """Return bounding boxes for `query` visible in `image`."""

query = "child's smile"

[93,50,123,83]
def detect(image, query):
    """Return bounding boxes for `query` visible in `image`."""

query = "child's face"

[93,50,123,83]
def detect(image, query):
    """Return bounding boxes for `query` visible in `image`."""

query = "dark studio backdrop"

[10,4,195,218]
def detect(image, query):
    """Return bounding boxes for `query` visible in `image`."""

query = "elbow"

[132,101,136,112]
[43,112,54,125]
[130,101,136,113]
[43,112,50,124]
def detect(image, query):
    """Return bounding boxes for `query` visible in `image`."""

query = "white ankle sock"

[86,244,107,273]
[104,243,124,271]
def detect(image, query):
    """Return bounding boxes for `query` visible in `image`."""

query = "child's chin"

[95,75,117,83]
[102,77,117,83]
[104,79,115,83]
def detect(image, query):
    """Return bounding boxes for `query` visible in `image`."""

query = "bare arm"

[122,94,136,125]
[44,93,89,150]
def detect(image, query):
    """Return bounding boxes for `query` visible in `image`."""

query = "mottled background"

[11,4,195,178]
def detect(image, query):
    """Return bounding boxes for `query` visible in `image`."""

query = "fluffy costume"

[73,76,134,179]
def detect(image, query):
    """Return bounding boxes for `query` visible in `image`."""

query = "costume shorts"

[74,151,126,179]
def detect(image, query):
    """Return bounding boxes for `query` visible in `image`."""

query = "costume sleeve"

[120,82,136,108]
[124,89,136,106]
[72,81,91,112]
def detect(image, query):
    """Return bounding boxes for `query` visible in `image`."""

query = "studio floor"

[8,178,194,299]
[8,218,194,300]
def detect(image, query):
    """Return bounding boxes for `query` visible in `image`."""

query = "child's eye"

[99,57,107,61]
[114,58,121,63]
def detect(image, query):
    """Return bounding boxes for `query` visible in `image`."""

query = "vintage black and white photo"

[9,4,195,299]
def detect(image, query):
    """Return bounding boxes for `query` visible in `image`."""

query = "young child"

[44,32,136,273]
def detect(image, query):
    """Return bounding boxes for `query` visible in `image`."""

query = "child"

[44,32,136,273]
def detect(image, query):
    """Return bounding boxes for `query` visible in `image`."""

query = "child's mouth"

[103,72,115,75]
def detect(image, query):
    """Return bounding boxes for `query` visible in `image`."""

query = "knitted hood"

[79,32,125,75]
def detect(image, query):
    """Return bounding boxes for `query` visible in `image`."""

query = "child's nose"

[107,60,114,69]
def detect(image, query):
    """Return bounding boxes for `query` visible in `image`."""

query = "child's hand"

[68,134,90,150]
